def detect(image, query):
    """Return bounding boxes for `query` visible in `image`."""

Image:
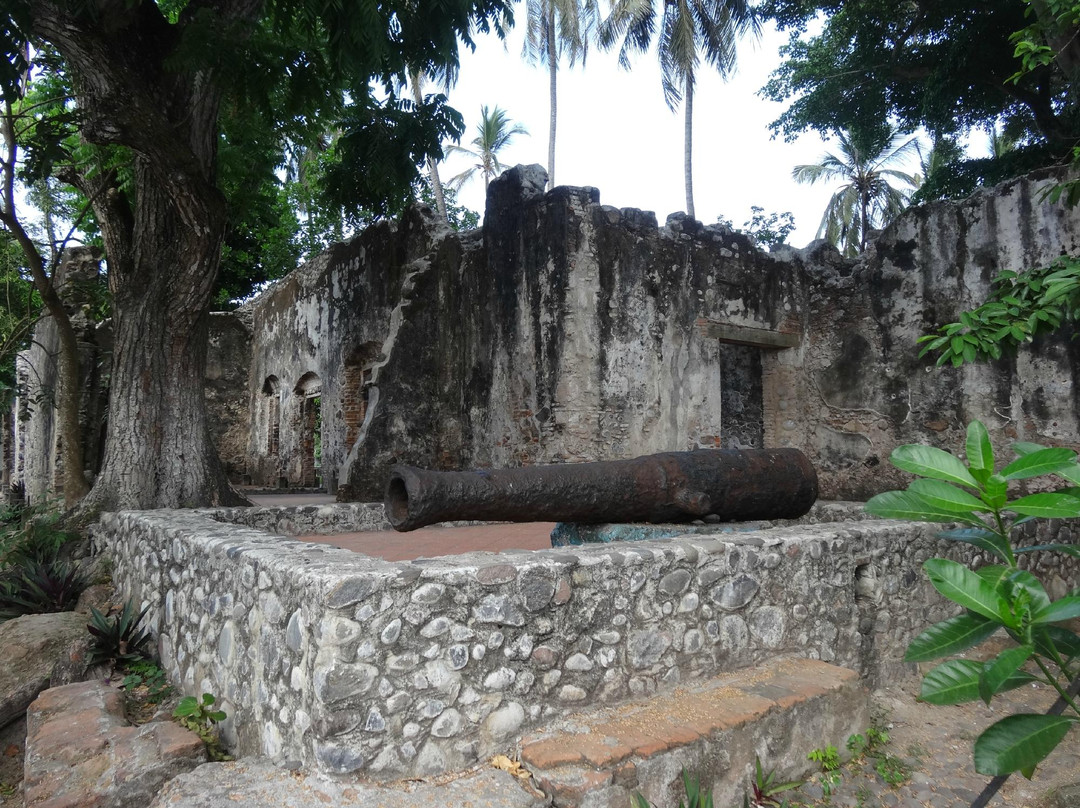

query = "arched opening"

[294,372,322,488]
[262,375,281,456]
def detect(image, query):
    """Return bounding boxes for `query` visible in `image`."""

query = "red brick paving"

[297,522,557,561]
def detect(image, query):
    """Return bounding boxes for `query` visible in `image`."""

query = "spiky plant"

[87,599,153,666]
[0,558,86,621]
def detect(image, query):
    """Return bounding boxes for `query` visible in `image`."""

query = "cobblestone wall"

[94,508,1080,778]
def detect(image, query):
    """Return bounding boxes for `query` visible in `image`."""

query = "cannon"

[385,448,818,531]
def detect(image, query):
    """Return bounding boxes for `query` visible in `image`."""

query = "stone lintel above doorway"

[696,318,801,350]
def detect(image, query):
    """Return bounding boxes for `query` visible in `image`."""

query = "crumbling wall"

[206,311,253,485]
[244,165,1080,503]
[800,168,1080,498]
[244,207,445,493]
[334,166,802,499]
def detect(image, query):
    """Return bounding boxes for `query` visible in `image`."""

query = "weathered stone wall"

[243,207,443,493]
[206,311,254,485]
[243,165,1080,502]
[14,247,108,503]
[248,166,803,499]
[92,506,1080,778]
[797,168,1080,498]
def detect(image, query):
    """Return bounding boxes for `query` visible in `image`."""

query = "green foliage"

[0,557,86,620]
[0,501,77,569]
[446,105,529,191]
[599,0,759,112]
[865,421,1080,778]
[758,0,1079,155]
[121,660,172,704]
[747,756,801,807]
[873,754,910,787]
[631,770,713,808]
[917,255,1080,367]
[174,692,232,761]
[717,206,796,249]
[808,744,840,772]
[87,599,153,667]
[416,180,480,231]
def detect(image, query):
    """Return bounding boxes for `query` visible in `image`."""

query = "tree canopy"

[759,0,1080,196]
[0,0,515,511]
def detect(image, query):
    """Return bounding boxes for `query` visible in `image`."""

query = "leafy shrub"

[0,558,86,621]
[87,599,153,666]
[0,502,77,568]
[174,693,231,761]
[866,420,1080,779]
[121,660,172,704]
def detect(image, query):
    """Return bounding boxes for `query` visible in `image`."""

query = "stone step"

[519,657,870,808]
[24,680,206,808]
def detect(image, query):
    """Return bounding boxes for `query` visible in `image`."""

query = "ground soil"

[788,662,1080,808]
[0,717,24,807]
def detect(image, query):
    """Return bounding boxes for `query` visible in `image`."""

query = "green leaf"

[1009,492,1080,519]
[924,559,1011,623]
[908,479,988,513]
[973,714,1075,777]
[935,528,1012,563]
[974,565,1013,591]
[981,474,1008,510]
[1055,464,1080,486]
[890,445,979,488]
[1012,442,1047,456]
[1033,626,1080,664]
[919,659,983,705]
[1033,596,1080,625]
[1005,569,1051,615]
[865,491,984,525]
[1000,448,1078,480]
[978,645,1033,705]
[905,612,1001,662]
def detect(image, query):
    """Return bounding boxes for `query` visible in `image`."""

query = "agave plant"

[0,558,87,621]
[87,598,153,666]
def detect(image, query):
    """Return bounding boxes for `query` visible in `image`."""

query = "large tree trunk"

[82,163,244,511]
[547,6,558,190]
[30,0,257,512]
[684,75,695,219]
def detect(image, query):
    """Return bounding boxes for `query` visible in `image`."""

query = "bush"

[0,557,86,621]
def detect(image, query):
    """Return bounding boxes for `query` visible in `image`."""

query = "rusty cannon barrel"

[385,448,818,532]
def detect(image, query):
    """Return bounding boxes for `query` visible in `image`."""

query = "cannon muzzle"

[385,448,817,532]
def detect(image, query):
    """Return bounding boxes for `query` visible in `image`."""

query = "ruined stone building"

[13,165,1080,504]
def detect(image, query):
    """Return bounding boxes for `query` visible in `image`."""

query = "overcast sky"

[437,20,858,248]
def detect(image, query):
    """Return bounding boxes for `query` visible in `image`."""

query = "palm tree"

[522,0,599,190]
[793,127,920,257]
[600,0,758,219]
[408,67,450,222]
[446,106,529,191]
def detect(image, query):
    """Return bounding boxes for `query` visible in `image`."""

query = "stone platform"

[520,657,868,807]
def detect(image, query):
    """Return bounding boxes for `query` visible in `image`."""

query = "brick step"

[519,657,870,808]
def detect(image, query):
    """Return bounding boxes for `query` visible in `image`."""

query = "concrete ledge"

[520,657,868,808]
